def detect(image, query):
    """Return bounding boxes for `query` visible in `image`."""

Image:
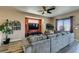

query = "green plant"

[0,19,13,40]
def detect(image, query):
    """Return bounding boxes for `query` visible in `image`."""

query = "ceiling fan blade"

[47,6,55,11]
[47,11,52,14]
[47,6,55,14]
[42,6,47,11]
[42,11,44,14]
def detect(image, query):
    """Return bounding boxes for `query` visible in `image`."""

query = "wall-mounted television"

[29,23,39,30]
[46,23,54,30]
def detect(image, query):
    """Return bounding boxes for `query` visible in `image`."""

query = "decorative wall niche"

[25,17,42,36]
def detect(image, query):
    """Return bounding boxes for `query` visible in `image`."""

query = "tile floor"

[58,40,79,53]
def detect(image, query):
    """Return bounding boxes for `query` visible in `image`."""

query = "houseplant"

[0,19,13,44]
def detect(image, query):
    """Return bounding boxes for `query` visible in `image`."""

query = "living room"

[0,6,79,53]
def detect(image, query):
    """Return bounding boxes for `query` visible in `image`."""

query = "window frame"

[56,16,73,33]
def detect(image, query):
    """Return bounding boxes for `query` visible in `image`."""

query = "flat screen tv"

[29,23,39,30]
[46,24,54,30]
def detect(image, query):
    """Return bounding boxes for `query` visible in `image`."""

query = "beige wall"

[0,7,49,41]
[49,10,79,40]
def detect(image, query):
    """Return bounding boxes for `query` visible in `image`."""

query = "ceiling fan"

[38,6,55,14]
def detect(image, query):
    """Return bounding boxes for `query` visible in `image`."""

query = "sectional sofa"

[25,32,74,53]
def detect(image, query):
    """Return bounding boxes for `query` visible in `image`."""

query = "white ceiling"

[14,6,79,17]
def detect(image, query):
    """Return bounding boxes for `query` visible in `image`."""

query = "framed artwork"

[12,20,21,30]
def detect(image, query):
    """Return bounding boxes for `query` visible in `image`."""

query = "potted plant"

[0,19,13,44]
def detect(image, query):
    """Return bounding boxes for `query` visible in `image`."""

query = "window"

[64,19,71,31]
[56,16,73,32]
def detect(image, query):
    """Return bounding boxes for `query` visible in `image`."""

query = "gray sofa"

[50,33,74,53]
[25,32,74,53]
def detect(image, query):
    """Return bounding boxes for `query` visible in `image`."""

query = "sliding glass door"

[64,19,71,31]
[56,17,73,32]
[57,20,64,31]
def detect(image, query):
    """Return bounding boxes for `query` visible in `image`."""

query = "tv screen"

[46,24,54,30]
[29,23,39,30]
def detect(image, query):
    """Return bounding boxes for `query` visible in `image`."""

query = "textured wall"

[0,7,49,41]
